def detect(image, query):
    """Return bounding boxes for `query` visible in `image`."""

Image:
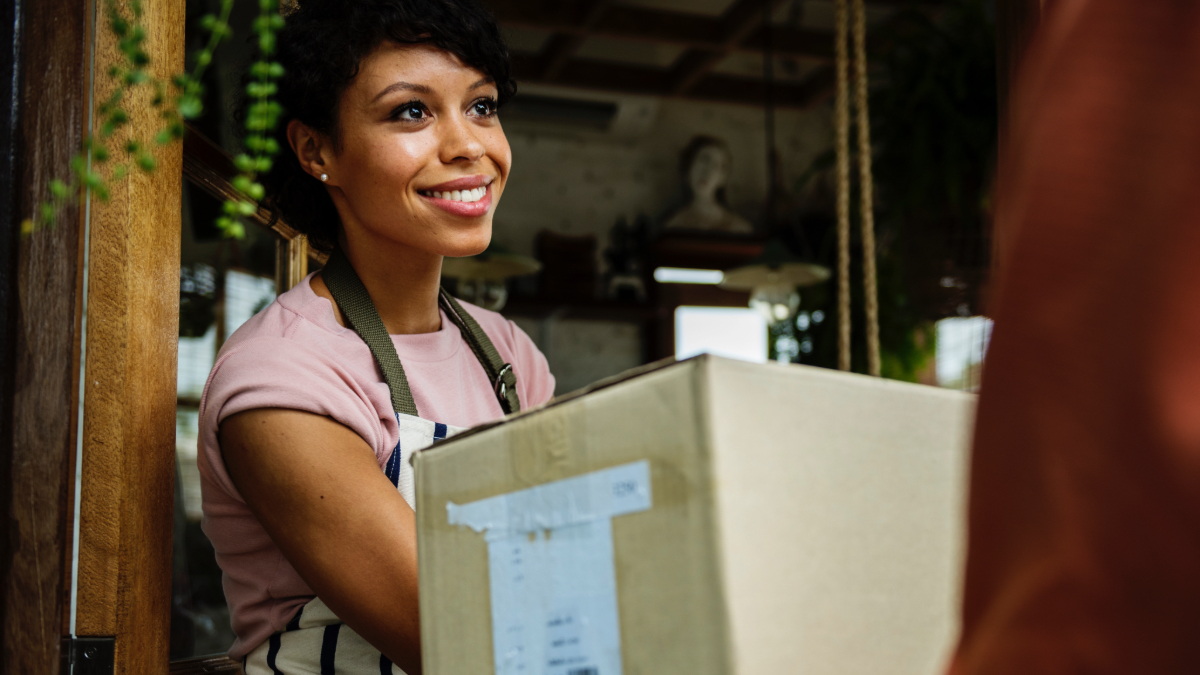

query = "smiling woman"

[194,2,555,674]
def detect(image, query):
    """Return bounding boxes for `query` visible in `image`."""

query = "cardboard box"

[415,355,974,675]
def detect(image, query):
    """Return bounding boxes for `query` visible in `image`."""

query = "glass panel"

[674,306,768,363]
[171,179,280,660]
[183,0,266,155]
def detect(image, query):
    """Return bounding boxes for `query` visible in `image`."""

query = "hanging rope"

[834,0,882,376]
[853,0,881,376]
[834,0,852,372]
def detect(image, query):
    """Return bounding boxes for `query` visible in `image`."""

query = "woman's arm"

[219,408,422,675]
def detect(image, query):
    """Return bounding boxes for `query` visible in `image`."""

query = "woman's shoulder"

[220,274,343,352]
[200,275,389,443]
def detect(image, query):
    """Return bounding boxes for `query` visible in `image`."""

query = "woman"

[196,1,555,673]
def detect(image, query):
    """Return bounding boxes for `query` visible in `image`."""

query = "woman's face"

[314,42,511,258]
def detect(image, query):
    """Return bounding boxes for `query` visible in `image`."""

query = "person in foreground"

[196,2,555,673]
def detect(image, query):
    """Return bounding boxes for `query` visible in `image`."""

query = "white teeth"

[424,186,488,202]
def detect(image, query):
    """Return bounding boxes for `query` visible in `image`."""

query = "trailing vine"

[23,0,284,241]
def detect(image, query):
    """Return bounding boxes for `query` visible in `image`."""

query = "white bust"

[664,137,754,234]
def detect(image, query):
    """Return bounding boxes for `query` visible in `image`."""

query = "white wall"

[497,88,834,394]
[492,84,834,259]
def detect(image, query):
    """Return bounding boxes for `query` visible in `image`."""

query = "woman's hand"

[220,408,423,675]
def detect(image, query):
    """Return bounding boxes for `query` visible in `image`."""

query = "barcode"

[568,669,599,675]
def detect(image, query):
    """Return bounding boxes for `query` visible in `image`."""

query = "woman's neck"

[311,231,444,336]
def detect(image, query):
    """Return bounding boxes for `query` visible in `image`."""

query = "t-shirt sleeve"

[508,319,556,407]
[197,336,395,502]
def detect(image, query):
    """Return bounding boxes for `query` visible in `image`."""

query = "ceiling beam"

[490,0,835,62]
[666,0,790,95]
[535,0,613,80]
[510,51,834,109]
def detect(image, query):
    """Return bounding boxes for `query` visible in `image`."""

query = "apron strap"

[438,288,521,415]
[320,248,521,417]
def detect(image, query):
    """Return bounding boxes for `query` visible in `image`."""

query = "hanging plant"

[22,0,285,241]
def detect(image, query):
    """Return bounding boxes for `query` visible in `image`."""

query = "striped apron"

[241,248,521,674]
[243,414,465,675]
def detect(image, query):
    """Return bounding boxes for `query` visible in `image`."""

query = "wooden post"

[0,0,91,671]
[73,0,185,672]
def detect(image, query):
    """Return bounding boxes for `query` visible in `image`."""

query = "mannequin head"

[679,135,732,205]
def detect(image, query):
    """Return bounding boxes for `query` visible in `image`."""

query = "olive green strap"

[322,249,420,416]
[438,289,521,415]
[321,248,521,417]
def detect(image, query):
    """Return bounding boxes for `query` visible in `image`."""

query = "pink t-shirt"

[197,274,555,659]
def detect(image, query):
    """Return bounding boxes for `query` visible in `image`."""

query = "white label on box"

[448,461,652,675]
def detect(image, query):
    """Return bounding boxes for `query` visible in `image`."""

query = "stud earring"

[319,173,328,182]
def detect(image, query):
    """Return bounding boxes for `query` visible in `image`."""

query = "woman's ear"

[287,119,334,185]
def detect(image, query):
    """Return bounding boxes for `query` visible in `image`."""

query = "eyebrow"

[372,81,431,102]
[371,77,495,103]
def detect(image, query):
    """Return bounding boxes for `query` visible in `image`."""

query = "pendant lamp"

[441,247,541,312]
[720,238,830,323]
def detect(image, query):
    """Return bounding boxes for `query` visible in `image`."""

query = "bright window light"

[675,306,767,363]
[936,316,994,391]
[654,267,724,284]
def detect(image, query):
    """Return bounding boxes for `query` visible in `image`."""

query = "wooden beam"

[0,0,90,670]
[667,0,789,95]
[512,51,833,109]
[492,0,835,61]
[536,0,612,81]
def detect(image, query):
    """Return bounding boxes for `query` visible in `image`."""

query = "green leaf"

[234,154,255,172]
[40,203,55,222]
[137,154,156,172]
[247,182,265,201]
[226,221,246,240]
[125,140,140,154]
[236,201,256,216]
[49,179,70,198]
[232,175,252,193]
[155,129,173,145]
[196,50,212,67]
[178,95,203,119]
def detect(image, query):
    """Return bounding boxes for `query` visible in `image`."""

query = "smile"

[420,186,488,203]
[418,181,494,217]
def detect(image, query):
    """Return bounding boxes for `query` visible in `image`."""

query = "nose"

[438,113,486,165]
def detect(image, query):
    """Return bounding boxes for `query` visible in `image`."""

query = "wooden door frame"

[1,0,92,671]
[1,1,311,672]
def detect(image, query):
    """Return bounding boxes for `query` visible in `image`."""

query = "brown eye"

[392,101,429,121]
[470,98,497,117]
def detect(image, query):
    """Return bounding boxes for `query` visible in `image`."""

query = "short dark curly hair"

[258,0,516,251]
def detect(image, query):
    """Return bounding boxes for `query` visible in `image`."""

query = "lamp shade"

[718,239,830,291]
